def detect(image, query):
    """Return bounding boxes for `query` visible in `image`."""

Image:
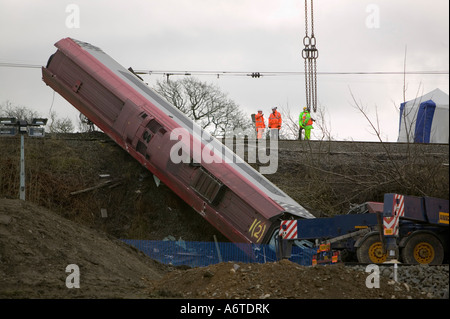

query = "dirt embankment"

[0,198,168,298]
[1,133,447,241]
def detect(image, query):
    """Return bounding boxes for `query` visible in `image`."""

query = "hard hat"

[303,107,307,111]
[272,106,277,110]
[258,109,262,112]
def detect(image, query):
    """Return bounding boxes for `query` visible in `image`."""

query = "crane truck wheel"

[401,233,444,265]
[356,234,387,264]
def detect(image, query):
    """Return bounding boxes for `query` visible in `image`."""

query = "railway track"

[40,133,450,155]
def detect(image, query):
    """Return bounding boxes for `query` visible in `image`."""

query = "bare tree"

[77,113,95,132]
[154,77,252,136]
[48,111,74,133]
[0,100,40,123]
[210,99,253,137]
[278,104,300,139]
[397,46,427,145]
[1,101,77,134]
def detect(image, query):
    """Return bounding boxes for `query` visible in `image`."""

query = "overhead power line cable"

[0,62,448,76]
[133,69,449,77]
[0,62,43,69]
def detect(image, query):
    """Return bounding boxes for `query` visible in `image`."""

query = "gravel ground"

[349,264,449,299]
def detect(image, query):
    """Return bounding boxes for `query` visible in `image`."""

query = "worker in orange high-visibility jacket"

[268,107,282,140]
[254,109,265,139]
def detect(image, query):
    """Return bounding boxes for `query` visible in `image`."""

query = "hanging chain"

[303,0,310,111]
[302,0,318,112]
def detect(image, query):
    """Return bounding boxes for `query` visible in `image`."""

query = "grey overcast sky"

[0,0,448,141]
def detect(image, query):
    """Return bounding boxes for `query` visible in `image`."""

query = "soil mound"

[0,198,167,298]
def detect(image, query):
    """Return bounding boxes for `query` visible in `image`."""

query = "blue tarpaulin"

[121,239,316,267]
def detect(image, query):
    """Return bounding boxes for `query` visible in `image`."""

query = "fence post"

[263,246,266,263]
[213,235,223,263]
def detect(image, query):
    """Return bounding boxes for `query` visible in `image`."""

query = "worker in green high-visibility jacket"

[299,107,315,140]
[298,108,305,140]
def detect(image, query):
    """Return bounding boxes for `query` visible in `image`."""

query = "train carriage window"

[146,119,166,135]
[142,130,153,143]
[191,167,225,205]
[140,112,148,119]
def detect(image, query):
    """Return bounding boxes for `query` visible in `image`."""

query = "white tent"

[397,88,449,144]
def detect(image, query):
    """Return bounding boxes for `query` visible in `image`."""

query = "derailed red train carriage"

[42,38,314,245]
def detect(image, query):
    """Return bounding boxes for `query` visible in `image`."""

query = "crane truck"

[278,193,448,265]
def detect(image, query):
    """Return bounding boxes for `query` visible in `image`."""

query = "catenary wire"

[0,62,448,76]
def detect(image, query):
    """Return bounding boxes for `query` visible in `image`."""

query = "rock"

[0,215,12,225]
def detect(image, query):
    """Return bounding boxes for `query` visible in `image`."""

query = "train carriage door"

[113,99,143,145]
